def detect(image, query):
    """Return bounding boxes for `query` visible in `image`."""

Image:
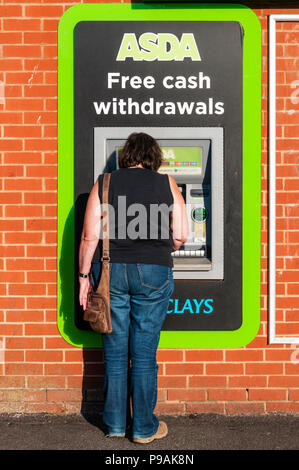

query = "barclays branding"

[167,298,214,314]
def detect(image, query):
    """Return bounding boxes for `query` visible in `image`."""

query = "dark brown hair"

[118,132,163,171]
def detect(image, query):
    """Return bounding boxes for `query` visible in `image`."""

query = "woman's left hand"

[79,277,92,310]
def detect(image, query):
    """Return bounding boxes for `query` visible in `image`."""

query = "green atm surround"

[57,3,261,349]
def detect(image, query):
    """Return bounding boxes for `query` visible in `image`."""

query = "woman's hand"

[79,277,92,311]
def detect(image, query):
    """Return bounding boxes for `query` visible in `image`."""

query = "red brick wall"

[0,2,299,414]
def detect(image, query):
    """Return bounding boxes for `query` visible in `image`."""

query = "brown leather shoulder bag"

[83,173,112,334]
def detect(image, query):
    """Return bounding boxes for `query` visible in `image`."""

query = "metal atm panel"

[94,127,224,280]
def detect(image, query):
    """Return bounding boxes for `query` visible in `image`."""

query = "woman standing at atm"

[78,132,188,444]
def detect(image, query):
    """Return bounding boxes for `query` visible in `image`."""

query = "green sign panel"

[58,3,261,349]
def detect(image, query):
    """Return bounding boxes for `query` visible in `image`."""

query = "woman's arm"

[168,175,189,251]
[78,179,101,309]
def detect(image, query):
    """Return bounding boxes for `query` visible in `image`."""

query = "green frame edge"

[57,3,261,349]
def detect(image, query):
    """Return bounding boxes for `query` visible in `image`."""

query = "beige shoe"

[133,421,168,444]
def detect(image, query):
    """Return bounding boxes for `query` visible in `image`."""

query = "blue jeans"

[91,262,174,439]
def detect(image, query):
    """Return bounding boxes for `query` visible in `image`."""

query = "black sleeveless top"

[93,168,174,267]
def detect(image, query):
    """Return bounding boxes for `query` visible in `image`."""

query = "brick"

[26,350,63,362]
[185,403,225,414]
[229,376,267,388]
[265,349,295,361]
[45,72,57,84]
[24,85,57,98]
[3,19,41,31]
[24,32,57,45]
[45,363,83,376]
[249,389,287,401]
[165,363,204,375]
[0,300,24,311]
[0,192,22,204]
[0,6,22,16]
[158,376,187,388]
[0,140,23,152]
[45,206,57,217]
[43,126,57,138]
[25,59,57,71]
[28,376,66,389]
[0,246,24,257]
[168,389,206,401]
[6,259,43,271]
[26,219,57,231]
[45,179,57,190]
[25,6,63,18]
[0,376,25,388]
[24,112,57,125]
[208,389,247,401]
[25,192,57,204]
[8,284,46,296]
[246,363,284,375]
[4,126,41,137]
[3,45,41,58]
[285,363,299,375]
[156,350,183,362]
[0,112,22,124]
[5,350,24,362]
[5,337,43,349]
[6,310,44,322]
[266,402,299,413]
[189,376,227,388]
[0,59,23,71]
[5,178,42,191]
[226,403,265,415]
[6,390,46,402]
[225,350,264,362]
[185,350,223,361]
[5,205,43,218]
[6,99,44,111]
[23,403,66,413]
[206,364,244,375]
[0,222,24,234]
[155,403,185,414]
[25,137,57,151]
[0,271,24,282]
[5,363,43,375]
[5,232,42,244]
[6,72,43,85]
[27,271,57,283]
[26,297,57,309]
[47,390,82,402]
[45,98,57,111]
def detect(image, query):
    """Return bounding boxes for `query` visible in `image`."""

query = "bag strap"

[101,173,111,262]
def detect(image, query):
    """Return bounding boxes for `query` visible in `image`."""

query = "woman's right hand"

[79,277,92,311]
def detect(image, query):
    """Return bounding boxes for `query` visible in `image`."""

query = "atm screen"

[159,147,202,176]
[116,146,202,176]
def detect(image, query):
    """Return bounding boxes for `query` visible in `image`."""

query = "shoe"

[105,433,125,438]
[133,421,168,444]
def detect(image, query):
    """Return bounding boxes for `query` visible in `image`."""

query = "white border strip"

[269,14,299,344]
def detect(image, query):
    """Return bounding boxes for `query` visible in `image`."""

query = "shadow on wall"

[58,153,124,429]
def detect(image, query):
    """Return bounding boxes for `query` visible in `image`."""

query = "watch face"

[192,207,207,223]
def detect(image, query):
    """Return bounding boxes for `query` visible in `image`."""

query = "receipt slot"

[94,127,224,280]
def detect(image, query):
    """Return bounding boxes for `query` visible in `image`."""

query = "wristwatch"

[79,273,89,278]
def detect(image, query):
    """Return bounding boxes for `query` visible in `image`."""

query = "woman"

[79,132,188,444]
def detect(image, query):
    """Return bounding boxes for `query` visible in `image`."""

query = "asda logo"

[116,33,201,62]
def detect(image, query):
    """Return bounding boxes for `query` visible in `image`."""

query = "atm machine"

[94,127,224,280]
